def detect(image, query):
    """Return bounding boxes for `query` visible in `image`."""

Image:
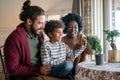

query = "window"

[47,15,61,20]
[114,0,120,50]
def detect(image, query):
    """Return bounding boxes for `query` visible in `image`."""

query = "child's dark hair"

[19,0,45,22]
[44,20,65,37]
[61,13,83,33]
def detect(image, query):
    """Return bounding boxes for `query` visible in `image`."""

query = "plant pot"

[108,50,120,63]
[95,54,104,65]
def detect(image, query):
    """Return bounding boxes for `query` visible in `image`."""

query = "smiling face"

[49,28,63,43]
[66,20,79,38]
[31,15,45,36]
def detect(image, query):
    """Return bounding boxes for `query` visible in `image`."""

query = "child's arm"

[40,44,52,66]
[65,44,75,62]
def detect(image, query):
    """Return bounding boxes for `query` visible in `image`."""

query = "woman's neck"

[66,34,78,40]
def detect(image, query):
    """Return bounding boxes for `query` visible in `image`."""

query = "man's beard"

[30,24,42,36]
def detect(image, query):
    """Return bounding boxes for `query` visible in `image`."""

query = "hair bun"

[23,0,31,10]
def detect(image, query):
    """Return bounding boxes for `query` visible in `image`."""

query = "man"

[4,0,51,80]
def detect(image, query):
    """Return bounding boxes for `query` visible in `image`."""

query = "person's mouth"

[71,32,75,35]
[38,28,44,30]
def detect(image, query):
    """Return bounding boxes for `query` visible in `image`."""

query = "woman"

[61,13,93,66]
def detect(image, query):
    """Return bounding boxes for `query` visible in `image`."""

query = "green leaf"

[87,35,102,54]
[103,29,120,50]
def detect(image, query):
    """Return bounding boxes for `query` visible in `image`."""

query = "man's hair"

[19,0,45,22]
[61,13,83,33]
[44,20,65,37]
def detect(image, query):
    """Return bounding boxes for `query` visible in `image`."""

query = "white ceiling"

[0,0,73,14]
[32,0,73,12]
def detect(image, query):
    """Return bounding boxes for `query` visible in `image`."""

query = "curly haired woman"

[61,13,93,67]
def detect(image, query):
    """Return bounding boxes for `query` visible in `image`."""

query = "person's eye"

[39,22,45,25]
[57,32,61,33]
[68,26,72,29]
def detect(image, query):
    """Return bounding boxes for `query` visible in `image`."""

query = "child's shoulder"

[58,41,63,43]
[42,41,51,46]
[58,41,67,46]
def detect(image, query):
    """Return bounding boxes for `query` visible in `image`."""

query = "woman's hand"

[66,57,74,62]
[74,39,87,50]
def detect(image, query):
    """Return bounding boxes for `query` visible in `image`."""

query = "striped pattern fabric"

[40,41,86,67]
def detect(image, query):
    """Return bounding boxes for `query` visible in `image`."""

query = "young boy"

[40,20,86,80]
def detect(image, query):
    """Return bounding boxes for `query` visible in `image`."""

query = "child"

[40,20,86,80]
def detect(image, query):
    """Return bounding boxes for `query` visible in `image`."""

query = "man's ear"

[26,18,32,26]
[48,32,52,38]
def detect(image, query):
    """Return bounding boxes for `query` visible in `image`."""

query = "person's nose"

[71,27,75,32]
[60,32,62,37]
[41,22,45,29]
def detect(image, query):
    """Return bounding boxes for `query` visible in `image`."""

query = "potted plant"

[103,29,120,62]
[103,29,120,50]
[87,35,103,65]
[87,36,102,54]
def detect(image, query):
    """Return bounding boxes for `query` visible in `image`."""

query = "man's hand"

[40,66,51,75]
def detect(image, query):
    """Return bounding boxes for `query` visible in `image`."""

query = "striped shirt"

[40,41,86,67]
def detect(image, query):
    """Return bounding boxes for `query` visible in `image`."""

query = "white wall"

[0,0,24,28]
[0,0,72,28]
[0,0,72,46]
[0,0,23,46]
